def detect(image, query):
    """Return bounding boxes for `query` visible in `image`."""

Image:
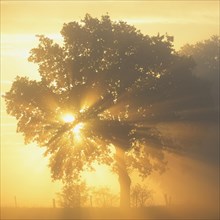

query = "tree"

[179,35,219,107]
[90,186,119,207]
[58,183,119,208]
[130,184,153,207]
[4,14,212,208]
[57,181,88,208]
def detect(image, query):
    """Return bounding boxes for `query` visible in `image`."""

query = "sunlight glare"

[72,123,84,141]
[63,114,75,123]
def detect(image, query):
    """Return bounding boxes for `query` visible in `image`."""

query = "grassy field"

[1,206,219,219]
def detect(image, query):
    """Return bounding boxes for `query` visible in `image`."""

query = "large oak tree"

[4,14,213,207]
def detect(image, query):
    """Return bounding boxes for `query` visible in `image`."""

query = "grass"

[1,205,219,219]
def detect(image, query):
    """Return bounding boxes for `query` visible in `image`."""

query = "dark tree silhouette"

[180,35,219,107]
[4,14,212,208]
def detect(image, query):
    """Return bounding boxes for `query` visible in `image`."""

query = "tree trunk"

[115,147,131,208]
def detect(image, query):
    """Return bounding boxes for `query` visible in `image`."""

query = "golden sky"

[1,0,219,207]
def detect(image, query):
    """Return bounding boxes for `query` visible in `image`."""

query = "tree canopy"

[4,14,213,198]
[180,35,219,107]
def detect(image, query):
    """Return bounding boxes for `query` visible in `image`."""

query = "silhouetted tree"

[180,35,219,107]
[130,184,153,207]
[90,186,119,207]
[57,181,88,208]
[4,14,212,207]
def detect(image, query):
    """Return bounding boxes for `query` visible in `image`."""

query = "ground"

[1,206,218,219]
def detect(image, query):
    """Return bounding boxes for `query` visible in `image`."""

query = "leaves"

[4,14,213,185]
[130,183,153,207]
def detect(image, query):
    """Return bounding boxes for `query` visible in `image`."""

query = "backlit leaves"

[4,14,213,183]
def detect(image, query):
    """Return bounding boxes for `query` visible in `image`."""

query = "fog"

[1,1,219,219]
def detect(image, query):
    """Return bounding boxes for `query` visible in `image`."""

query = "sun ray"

[71,122,84,142]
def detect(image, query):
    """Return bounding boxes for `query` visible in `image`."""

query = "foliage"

[57,183,119,208]
[57,181,89,208]
[179,35,219,106]
[179,35,219,79]
[130,183,153,207]
[90,186,119,207]
[4,14,212,186]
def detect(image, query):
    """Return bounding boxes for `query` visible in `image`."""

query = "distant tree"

[90,186,119,207]
[4,14,212,207]
[57,181,89,208]
[58,184,119,208]
[179,35,219,106]
[130,183,153,207]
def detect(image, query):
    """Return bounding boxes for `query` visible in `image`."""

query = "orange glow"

[1,0,219,210]
[72,122,84,142]
[82,162,119,192]
[62,114,75,123]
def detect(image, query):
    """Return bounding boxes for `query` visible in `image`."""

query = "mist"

[1,1,219,220]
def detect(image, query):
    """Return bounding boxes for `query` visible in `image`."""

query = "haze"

[1,0,219,212]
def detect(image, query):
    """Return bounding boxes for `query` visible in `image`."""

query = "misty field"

[1,205,219,219]
[1,2,219,220]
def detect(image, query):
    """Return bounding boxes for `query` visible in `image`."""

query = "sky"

[1,0,219,208]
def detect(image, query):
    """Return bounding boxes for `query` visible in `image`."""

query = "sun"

[63,114,75,123]
[62,113,85,142]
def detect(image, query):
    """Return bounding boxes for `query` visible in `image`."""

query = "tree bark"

[115,147,131,208]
